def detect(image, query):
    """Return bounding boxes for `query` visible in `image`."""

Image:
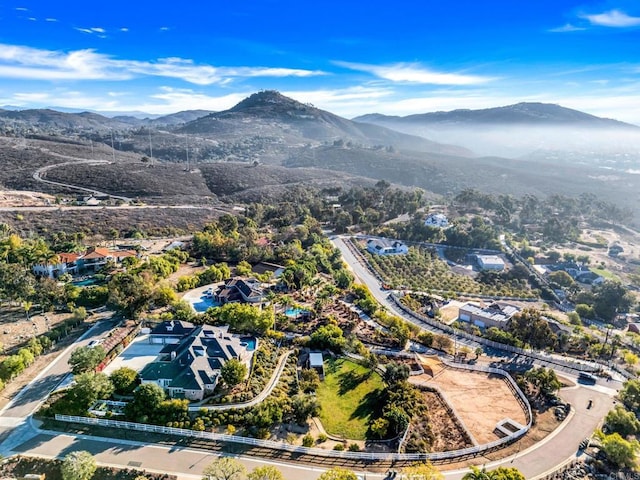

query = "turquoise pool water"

[192,296,220,313]
[284,307,309,317]
[73,278,98,287]
[240,337,257,351]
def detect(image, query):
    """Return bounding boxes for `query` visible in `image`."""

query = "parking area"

[102,334,164,375]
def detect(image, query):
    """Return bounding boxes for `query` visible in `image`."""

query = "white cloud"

[75,27,106,35]
[120,27,129,32]
[15,7,28,11]
[336,61,494,85]
[45,18,58,22]
[28,17,36,21]
[581,9,640,27]
[159,26,170,31]
[549,23,586,32]
[0,43,326,84]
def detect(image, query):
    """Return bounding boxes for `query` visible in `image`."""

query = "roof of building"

[141,325,248,394]
[150,320,196,337]
[367,238,406,251]
[82,247,112,259]
[460,302,518,324]
[477,255,505,267]
[251,261,285,275]
[309,352,324,367]
[58,253,80,263]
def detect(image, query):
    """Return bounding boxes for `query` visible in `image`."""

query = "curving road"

[32,160,132,202]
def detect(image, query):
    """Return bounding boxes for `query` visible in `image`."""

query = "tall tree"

[247,466,284,480]
[201,457,246,480]
[68,345,106,375]
[61,451,97,480]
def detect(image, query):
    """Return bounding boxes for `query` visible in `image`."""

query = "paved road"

[0,318,118,454]
[331,235,619,478]
[32,159,132,202]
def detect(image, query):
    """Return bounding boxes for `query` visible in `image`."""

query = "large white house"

[476,255,506,271]
[366,238,409,255]
[425,213,449,228]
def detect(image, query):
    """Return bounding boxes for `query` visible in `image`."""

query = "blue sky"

[0,0,639,123]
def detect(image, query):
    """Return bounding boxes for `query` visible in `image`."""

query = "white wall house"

[366,238,409,255]
[425,213,449,228]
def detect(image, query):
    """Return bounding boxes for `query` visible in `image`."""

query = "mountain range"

[354,102,639,157]
[2,90,640,223]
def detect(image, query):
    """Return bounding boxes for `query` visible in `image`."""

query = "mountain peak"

[230,90,310,113]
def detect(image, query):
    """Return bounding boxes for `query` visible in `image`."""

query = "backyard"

[315,358,384,440]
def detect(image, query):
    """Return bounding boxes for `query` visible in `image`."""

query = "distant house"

[214,277,265,304]
[628,322,640,335]
[139,323,254,401]
[458,302,519,329]
[79,247,137,272]
[609,244,624,257]
[476,255,505,271]
[32,252,80,279]
[251,261,285,279]
[424,213,449,228]
[366,238,409,256]
[32,246,138,278]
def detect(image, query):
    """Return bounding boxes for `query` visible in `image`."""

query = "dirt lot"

[412,365,528,445]
[0,307,71,355]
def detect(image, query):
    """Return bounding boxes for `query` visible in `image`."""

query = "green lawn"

[315,358,383,440]
[590,267,620,281]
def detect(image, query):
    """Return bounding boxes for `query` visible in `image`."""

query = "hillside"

[354,102,640,157]
[284,144,640,223]
[178,90,471,156]
[355,102,638,127]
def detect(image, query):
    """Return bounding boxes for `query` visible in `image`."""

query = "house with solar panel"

[139,322,256,401]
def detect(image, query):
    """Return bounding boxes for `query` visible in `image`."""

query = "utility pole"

[110,130,116,162]
[185,136,190,171]
[148,128,153,166]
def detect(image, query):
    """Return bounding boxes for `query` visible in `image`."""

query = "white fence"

[54,408,528,462]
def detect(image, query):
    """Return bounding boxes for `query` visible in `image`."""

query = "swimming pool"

[191,296,220,313]
[284,307,310,317]
[240,337,257,351]
[73,278,99,287]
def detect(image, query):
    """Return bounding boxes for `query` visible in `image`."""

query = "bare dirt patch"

[413,366,527,445]
[0,307,70,354]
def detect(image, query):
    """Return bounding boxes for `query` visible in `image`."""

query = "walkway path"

[188,350,292,412]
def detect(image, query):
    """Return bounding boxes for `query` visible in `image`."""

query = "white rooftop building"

[425,213,449,228]
[477,255,506,271]
[458,302,519,329]
[366,238,409,255]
